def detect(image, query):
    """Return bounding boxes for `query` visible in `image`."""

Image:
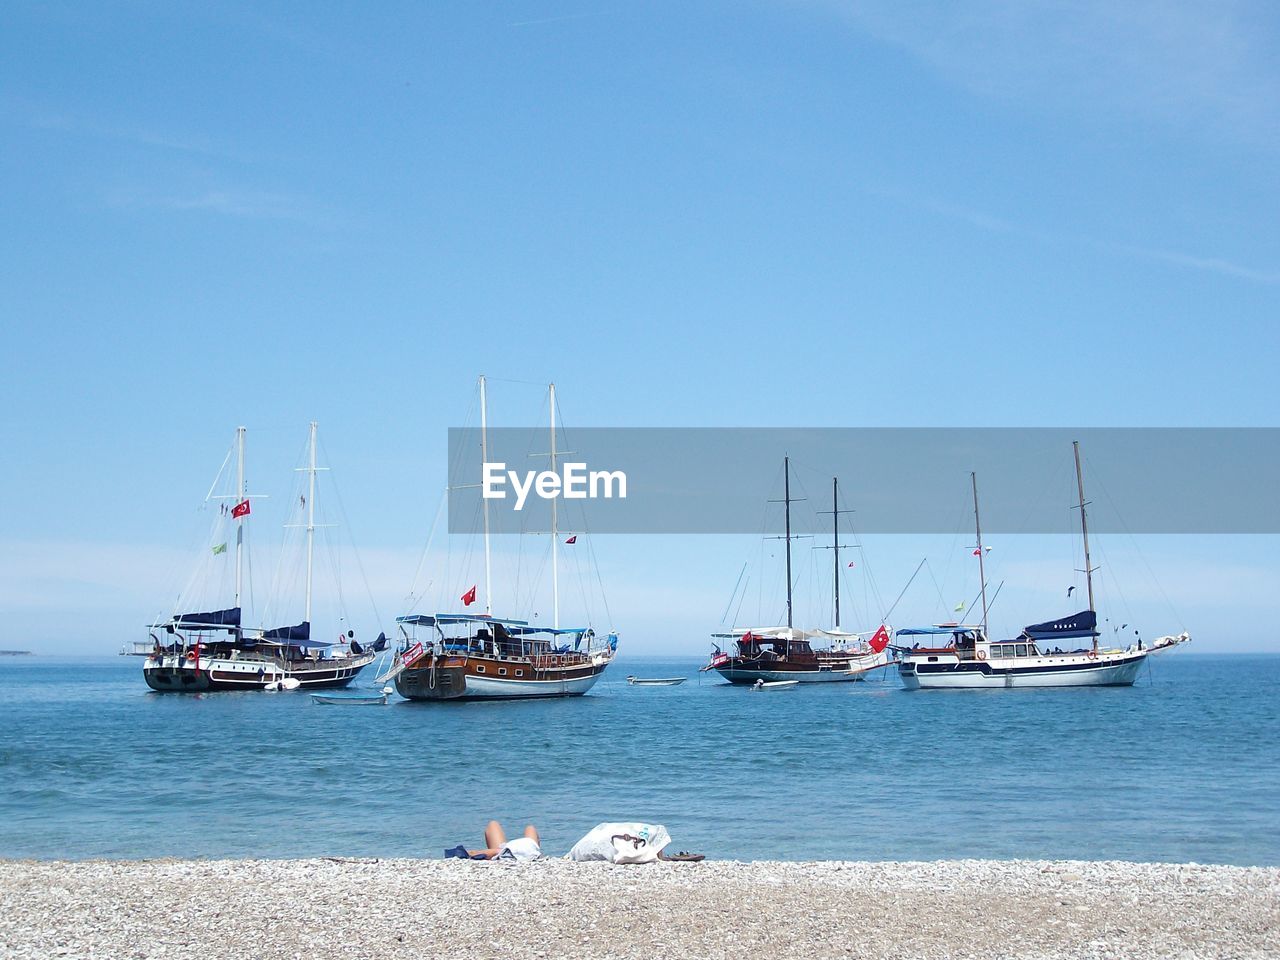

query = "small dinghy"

[751,679,799,691]
[626,676,687,686]
[310,691,388,705]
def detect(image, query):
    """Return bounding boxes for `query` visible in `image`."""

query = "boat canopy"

[173,607,241,629]
[896,625,979,636]
[396,613,532,628]
[507,625,589,637]
[1022,610,1099,640]
[261,621,310,642]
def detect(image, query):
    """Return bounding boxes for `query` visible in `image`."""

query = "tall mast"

[235,426,246,608]
[479,375,492,614]
[971,471,988,638]
[1073,440,1098,653]
[550,382,559,630]
[304,421,317,624]
[832,476,841,630]
[784,457,794,643]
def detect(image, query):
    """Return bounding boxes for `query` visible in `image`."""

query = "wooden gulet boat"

[706,463,892,684]
[896,443,1190,690]
[392,377,618,702]
[143,423,381,693]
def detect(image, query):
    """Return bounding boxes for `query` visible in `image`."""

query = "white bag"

[568,822,672,864]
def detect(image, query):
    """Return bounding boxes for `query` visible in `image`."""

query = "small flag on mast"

[231,499,251,519]
[461,585,477,606]
[847,561,856,568]
[954,601,965,612]
[565,535,577,544]
[212,543,227,555]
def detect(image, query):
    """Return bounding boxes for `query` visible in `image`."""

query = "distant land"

[0,650,34,656]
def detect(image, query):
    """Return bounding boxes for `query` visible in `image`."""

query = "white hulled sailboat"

[897,442,1190,690]
[143,424,381,692]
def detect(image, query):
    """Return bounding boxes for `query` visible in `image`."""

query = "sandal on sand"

[661,851,705,862]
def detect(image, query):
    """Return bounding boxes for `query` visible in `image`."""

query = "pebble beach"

[2,857,1277,959]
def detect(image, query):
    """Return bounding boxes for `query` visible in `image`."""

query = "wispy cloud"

[812,0,1280,150]
[104,184,333,226]
[871,184,1280,286]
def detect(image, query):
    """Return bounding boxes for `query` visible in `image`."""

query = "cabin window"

[498,668,507,676]
[1016,644,1028,658]
[989,646,1003,659]
[927,656,938,662]
[515,670,524,677]
[476,665,485,673]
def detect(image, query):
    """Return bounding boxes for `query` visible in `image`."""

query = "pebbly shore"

[2,857,1277,959]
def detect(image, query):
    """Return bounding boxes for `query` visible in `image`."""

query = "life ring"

[186,650,198,662]
[976,650,987,661]
[1087,649,1098,660]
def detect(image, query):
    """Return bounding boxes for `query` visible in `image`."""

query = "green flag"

[954,601,965,612]
[212,543,227,555]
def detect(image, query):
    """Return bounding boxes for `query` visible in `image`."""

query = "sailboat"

[143,424,381,692]
[705,461,893,684]
[896,442,1190,689]
[391,378,618,701]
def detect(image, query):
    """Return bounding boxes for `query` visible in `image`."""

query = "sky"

[1,0,1277,654]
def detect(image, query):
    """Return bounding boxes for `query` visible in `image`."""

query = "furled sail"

[261,621,311,642]
[174,607,241,628]
[1022,610,1099,640]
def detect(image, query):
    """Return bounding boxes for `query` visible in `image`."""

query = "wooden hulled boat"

[390,377,618,702]
[392,614,615,701]
[705,463,893,685]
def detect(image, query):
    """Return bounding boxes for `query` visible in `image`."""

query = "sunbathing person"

[446,820,542,861]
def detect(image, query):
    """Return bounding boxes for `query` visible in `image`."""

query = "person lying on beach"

[445,820,542,861]
[568,822,704,863]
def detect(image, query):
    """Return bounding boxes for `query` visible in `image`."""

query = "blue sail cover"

[1023,610,1099,640]
[262,621,311,642]
[174,607,241,628]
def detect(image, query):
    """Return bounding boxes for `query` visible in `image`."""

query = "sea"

[1,653,1277,865]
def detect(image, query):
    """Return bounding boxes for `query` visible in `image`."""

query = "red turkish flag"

[869,625,891,653]
[461,585,477,606]
[565,536,577,544]
[231,499,251,519]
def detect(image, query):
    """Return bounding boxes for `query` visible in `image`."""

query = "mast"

[784,457,794,651]
[304,421,317,624]
[971,471,988,639]
[1073,440,1098,653]
[550,382,559,630]
[479,375,492,615]
[234,426,246,608]
[832,477,841,630]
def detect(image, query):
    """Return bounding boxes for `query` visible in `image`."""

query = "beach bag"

[569,822,671,864]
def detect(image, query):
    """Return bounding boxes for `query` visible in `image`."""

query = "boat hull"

[395,653,612,701]
[143,653,374,692]
[898,651,1148,689]
[714,651,891,685]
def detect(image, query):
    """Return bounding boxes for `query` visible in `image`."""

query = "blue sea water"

[0,653,1276,864]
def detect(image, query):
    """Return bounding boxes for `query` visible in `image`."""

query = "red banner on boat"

[869,625,890,653]
[709,652,729,668]
[402,642,425,668]
[231,499,251,519]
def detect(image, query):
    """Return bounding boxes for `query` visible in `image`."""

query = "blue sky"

[2,1,1277,654]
